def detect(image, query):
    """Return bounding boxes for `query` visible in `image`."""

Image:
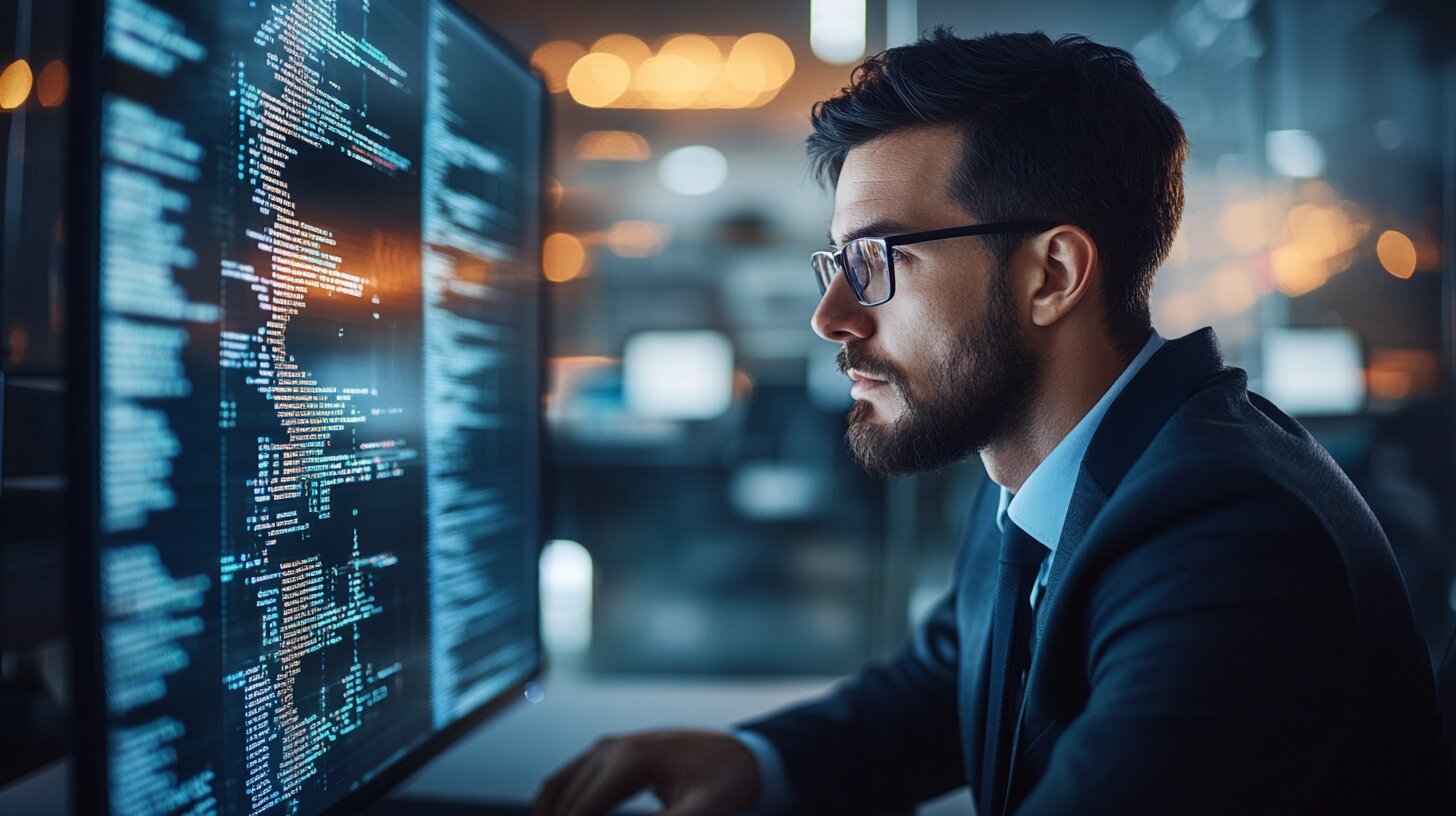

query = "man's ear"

[1023,225,1098,328]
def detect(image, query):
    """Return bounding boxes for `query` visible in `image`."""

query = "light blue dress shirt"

[736,330,1165,814]
[997,330,1165,606]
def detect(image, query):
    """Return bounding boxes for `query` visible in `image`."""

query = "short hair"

[808,28,1187,353]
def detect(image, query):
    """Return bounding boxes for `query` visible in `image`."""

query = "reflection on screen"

[95,1,542,813]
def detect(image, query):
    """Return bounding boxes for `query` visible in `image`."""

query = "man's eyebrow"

[828,219,914,247]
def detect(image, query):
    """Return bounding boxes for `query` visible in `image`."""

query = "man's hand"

[531,729,762,816]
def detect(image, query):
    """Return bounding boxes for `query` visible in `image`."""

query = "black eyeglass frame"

[812,220,1058,307]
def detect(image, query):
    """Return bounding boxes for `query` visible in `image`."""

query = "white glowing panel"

[540,539,593,657]
[624,330,735,420]
[1261,327,1364,416]
[658,145,728,196]
[1266,129,1326,178]
[812,0,867,64]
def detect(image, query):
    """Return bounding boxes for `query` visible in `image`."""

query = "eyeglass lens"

[843,240,889,304]
[813,240,890,304]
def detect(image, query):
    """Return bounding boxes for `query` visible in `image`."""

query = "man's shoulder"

[1073,371,1408,630]
[1109,373,1369,537]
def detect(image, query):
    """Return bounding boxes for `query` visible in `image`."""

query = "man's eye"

[891,248,909,262]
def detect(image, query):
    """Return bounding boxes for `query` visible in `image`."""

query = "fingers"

[556,739,650,816]
[534,738,649,816]
[532,750,589,816]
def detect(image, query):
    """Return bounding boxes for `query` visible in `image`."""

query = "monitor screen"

[83,1,544,813]
[1260,327,1366,416]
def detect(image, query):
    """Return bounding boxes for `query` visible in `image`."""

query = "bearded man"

[532,29,1449,816]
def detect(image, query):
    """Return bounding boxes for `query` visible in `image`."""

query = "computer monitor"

[72,1,546,813]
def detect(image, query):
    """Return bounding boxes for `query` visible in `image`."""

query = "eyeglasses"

[811,221,1057,307]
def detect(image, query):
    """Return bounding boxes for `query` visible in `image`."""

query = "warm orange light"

[543,233,587,282]
[531,40,587,93]
[728,34,795,90]
[636,54,700,108]
[551,355,618,367]
[732,369,755,399]
[7,328,27,364]
[1366,349,1439,401]
[1270,243,1329,297]
[591,34,652,68]
[0,59,33,110]
[575,130,651,161]
[1413,237,1442,271]
[1286,204,1355,259]
[605,220,671,257]
[1377,230,1417,279]
[1154,292,1200,336]
[567,52,631,107]
[1217,199,1277,253]
[545,176,564,210]
[1206,265,1258,314]
[661,34,722,68]
[555,32,794,110]
[36,60,67,107]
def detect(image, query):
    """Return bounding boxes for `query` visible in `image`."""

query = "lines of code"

[96,1,542,814]
[422,1,542,729]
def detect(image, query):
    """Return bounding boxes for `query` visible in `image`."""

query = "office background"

[3,0,1455,810]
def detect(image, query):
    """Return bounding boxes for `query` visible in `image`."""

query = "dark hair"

[808,28,1187,354]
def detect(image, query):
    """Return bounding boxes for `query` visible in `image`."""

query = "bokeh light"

[1377,230,1418,279]
[658,145,729,196]
[530,40,587,93]
[591,34,652,69]
[1266,129,1326,178]
[606,221,672,257]
[543,233,588,282]
[0,59,34,110]
[661,34,721,66]
[576,130,651,162]
[567,52,632,108]
[637,55,701,108]
[536,33,796,110]
[811,0,867,64]
[36,59,68,107]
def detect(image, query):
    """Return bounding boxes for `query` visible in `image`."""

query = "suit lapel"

[1003,329,1231,809]
[1034,328,1228,635]
[957,479,1005,801]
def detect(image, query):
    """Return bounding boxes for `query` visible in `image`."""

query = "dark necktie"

[979,520,1049,816]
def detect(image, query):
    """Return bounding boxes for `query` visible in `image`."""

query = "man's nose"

[811,273,874,343]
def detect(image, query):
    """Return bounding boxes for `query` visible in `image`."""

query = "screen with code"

[91,1,543,813]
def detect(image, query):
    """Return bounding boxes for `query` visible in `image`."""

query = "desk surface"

[395,675,834,809]
[0,675,973,815]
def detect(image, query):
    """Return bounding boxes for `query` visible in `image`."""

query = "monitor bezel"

[68,1,552,811]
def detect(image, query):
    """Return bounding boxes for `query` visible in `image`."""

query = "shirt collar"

[995,330,1165,551]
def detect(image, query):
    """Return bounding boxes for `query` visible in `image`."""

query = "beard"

[838,274,1038,477]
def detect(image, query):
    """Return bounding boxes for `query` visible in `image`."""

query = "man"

[532,30,1449,815]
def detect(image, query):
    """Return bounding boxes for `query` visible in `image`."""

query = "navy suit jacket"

[741,328,1449,814]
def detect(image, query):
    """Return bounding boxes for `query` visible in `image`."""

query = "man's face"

[812,126,1039,476]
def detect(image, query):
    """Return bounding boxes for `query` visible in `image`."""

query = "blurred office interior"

[2,0,1456,805]
[499,0,1456,678]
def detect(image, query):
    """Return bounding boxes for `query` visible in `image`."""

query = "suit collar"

[1037,327,1231,630]
[1001,331,1165,554]
[1007,329,1231,807]
[1079,327,1228,500]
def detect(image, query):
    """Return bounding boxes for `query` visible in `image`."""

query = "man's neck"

[982,332,1139,493]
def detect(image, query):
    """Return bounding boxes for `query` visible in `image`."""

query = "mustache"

[836,346,902,387]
